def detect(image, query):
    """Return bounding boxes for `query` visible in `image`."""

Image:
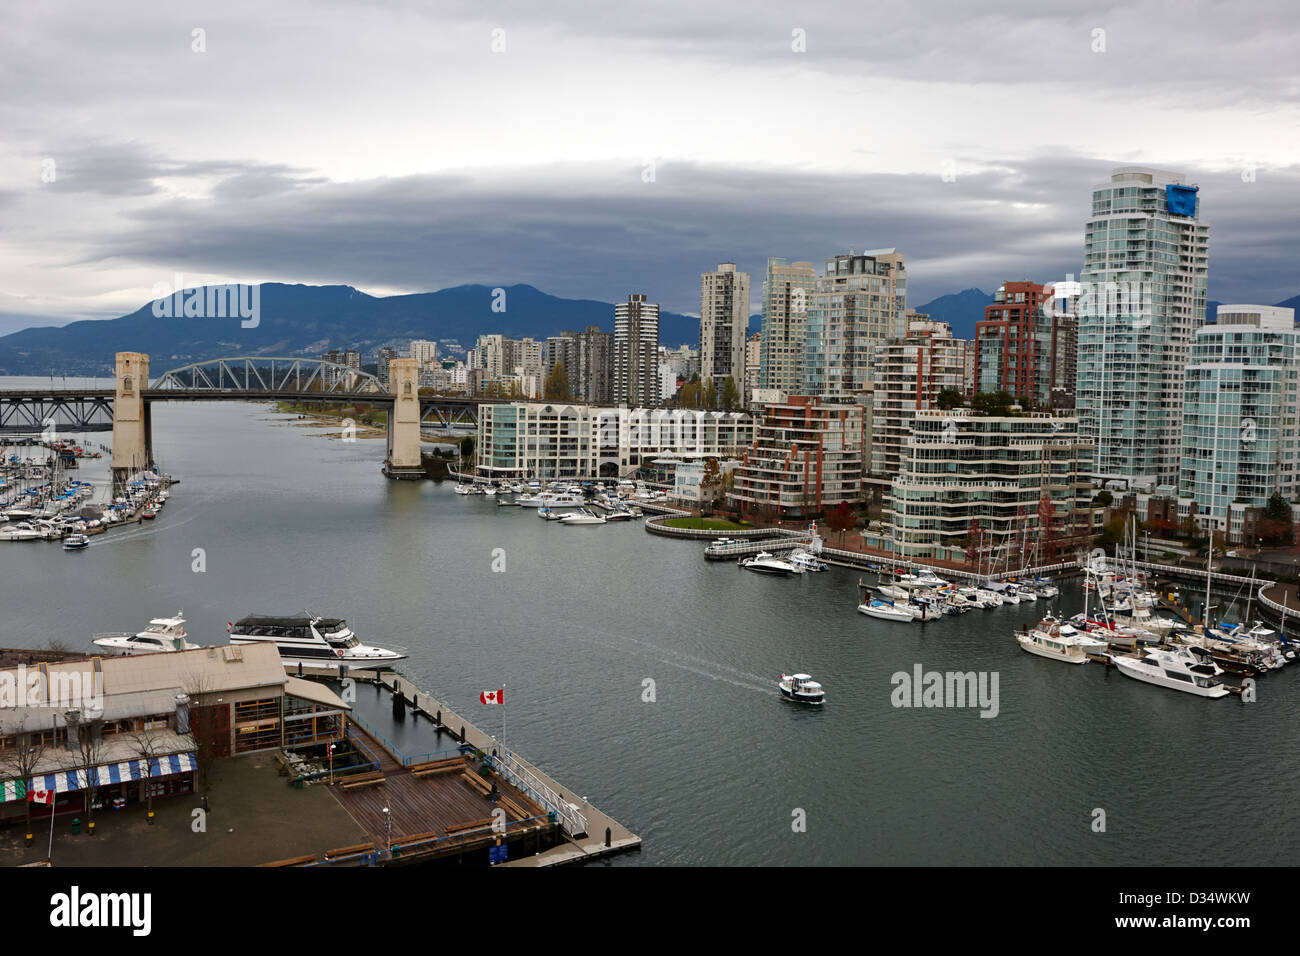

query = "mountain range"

[1,282,1297,376]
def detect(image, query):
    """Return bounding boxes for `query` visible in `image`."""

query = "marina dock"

[280,664,641,866]
[376,673,641,866]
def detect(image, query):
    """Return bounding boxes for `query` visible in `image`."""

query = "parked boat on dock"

[1016,615,1091,664]
[1110,644,1231,698]
[741,551,797,576]
[93,612,202,654]
[228,615,407,668]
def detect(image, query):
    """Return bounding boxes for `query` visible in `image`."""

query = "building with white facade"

[474,402,753,481]
[874,410,1094,565]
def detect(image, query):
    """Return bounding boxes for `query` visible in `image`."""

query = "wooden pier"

[377,673,641,866]
[281,666,641,866]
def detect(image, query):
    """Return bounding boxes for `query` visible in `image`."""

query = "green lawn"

[663,517,750,531]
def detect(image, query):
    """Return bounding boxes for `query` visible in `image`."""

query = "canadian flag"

[27,789,54,806]
[479,688,504,705]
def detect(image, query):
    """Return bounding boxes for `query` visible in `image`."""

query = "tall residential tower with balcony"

[758,258,817,393]
[614,294,661,407]
[804,250,907,398]
[1076,166,1210,488]
[1178,305,1299,537]
[699,263,750,394]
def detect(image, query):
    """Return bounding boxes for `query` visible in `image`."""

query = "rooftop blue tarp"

[1166,183,1198,217]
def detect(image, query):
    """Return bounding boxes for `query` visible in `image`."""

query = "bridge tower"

[111,351,153,493]
[383,358,424,479]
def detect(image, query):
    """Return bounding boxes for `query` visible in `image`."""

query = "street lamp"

[382,806,391,859]
[327,743,335,785]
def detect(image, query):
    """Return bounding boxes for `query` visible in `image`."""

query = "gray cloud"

[75,155,1300,315]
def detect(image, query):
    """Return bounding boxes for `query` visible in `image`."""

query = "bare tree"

[125,730,170,822]
[181,671,220,795]
[1,721,48,836]
[64,711,105,822]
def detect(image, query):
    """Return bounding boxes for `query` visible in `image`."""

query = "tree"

[970,391,1016,417]
[126,731,173,823]
[544,362,573,401]
[936,387,964,411]
[720,376,741,410]
[824,500,856,545]
[2,720,48,837]
[677,381,700,408]
[701,378,717,410]
[1257,491,1294,546]
[459,435,475,463]
[699,457,722,510]
[1094,489,1113,508]
[64,712,105,823]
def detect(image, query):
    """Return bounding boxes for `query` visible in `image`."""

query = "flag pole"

[47,790,55,861]
[502,684,506,760]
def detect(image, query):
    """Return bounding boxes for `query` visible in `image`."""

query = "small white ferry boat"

[63,533,90,550]
[228,615,407,668]
[93,612,202,654]
[778,673,825,704]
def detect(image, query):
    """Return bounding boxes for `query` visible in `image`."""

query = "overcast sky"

[2,0,1298,334]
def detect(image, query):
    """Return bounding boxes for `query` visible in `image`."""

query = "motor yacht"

[787,549,828,572]
[0,521,41,541]
[1015,615,1091,664]
[778,673,825,704]
[559,508,607,525]
[1110,645,1230,698]
[63,533,90,550]
[741,551,797,576]
[93,612,202,654]
[228,615,407,668]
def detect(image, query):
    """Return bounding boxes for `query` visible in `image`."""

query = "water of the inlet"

[4,393,1297,865]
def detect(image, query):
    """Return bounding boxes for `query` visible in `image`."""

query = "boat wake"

[563,622,777,696]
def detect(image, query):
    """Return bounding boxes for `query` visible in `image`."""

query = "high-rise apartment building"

[376,347,399,387]
[1076,166,1210,488]
[1179,305,1299,536]
[546,326,614,404]
[974,280,1078,409]
[804,249,907,397]
[699,263,750,391]
[871,318,969,482]
[759,258,817,393]
[744,331,761,400]
[410,339,439,368]
[614,293,660,407]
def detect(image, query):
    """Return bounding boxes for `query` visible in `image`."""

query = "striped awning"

[1,752,197,801]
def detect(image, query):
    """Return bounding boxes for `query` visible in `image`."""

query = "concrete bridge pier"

[111,351,152,494]
[383,358,424,479]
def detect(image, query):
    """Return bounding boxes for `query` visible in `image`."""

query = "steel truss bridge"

[0,357,485,433]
